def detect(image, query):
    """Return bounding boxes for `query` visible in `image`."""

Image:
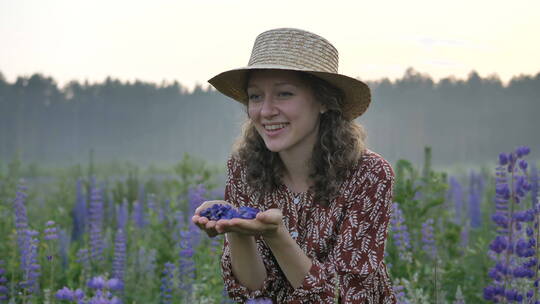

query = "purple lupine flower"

[460,223,469,249]
[158,198,171,223]
[412,189,423,202]
[390,202,412,262]
[160,262,175,304]
[188,184,206,219]
[138,183,146,207]
[44,220,58,240]
[530,163,538,207]
[176,211,185,229]
[13,180,30,268]
[137,247,157,278]
[485,146,535,303]
[57,277,123,303]
[89,185,105,261]
[56,286,74,301]
[421,218,437,259]
[210,236,221,255]
[132,200,146,229]
[147,193,157,212]
[187,185,207,248]
[88,276,107,290]
[238,206,260,219]
[221,287,236,304]
[116,199,128,231]
[57,287,84,302]
[109,296,122,304]
[58,228,70,269]
[499,153,508,166]
[485,153,512,303]
[448,177,465,225]
[76,248,91,273]
[392,283,409,304]
[178,229,195,300]
[411,179,424,202]
[111,229,126,286]
[171,210,187,248]
[73,288,85,301]
[72,178,87,241]
[468,171,484,228]
[13,181,41,294]
[86,276,122,304]
[516,146,531,157]
[0,260,9,302]
[200,204,260,221]
[107,278,123,291]
[210,187,225,200]
[106,189,115,229]
[20,229,41,293]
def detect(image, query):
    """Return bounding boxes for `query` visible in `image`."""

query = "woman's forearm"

[227,232,268,291]
[263,225,312,289]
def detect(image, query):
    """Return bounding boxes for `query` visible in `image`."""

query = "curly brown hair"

[231,71,368,207]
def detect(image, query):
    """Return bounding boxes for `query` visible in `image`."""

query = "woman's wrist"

[227,232,268,291]
[226,231,255,242]
[261,223,288,243]
[261,222,312,289]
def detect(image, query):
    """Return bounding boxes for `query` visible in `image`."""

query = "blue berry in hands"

[200,204,260,220]
[238,206,260,219]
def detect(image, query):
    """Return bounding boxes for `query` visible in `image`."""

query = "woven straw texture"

[208,28,371,121]
[248,28,339,74]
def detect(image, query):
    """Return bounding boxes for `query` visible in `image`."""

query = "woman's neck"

[279,151,312,193]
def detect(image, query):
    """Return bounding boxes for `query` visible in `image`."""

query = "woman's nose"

[260,96,278,117]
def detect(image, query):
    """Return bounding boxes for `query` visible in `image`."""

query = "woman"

[192,28,396,303]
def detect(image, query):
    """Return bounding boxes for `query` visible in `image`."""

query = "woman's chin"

[263,141,284,153]
[265,145,282,153]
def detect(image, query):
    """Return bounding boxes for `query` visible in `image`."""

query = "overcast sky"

[1,0,539,91]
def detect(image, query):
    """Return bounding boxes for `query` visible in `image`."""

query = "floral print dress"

[220,149,397,304]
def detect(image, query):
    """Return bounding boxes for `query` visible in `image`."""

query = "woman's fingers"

[192,215,204,229]
[205,220,217,230]
[194,202,282,237]
[195,200,225,215]
[214,218,278,235]
[255,209,282,224]
[192,213,221,237]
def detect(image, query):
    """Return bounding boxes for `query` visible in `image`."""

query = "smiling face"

[246,70,325,157]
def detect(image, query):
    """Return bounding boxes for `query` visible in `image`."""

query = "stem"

[503,163,516,304]
[49,244,55,304]
[534,198,539,302]
[434,258,438,304]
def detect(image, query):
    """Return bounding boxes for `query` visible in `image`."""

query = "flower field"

[0,147,538,303]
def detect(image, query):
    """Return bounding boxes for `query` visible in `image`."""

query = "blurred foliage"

[1,147,535,303]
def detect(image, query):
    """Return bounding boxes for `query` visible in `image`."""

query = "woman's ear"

[320,105,327,114]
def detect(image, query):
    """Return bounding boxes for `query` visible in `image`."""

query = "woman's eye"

[248,94,261,101]
[278,92,293,97]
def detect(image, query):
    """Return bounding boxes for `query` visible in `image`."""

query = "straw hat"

[208,28,371,121]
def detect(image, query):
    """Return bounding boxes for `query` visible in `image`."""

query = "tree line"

[0,68,538,167]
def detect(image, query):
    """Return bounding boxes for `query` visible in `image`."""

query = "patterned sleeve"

[289,157,395,303]
[220,156,282,301]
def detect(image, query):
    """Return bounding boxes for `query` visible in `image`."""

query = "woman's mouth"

[263,123,289,136]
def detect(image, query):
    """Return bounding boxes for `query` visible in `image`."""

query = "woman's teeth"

[264,123,288,131]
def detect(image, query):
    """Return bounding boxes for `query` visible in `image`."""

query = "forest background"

[1,68,538,170]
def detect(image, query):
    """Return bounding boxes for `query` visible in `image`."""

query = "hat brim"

[208,64,371,121]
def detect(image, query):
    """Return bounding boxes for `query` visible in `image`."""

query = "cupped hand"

[192,200,232,238]
[214,208,284,238]
[191,201,284,238]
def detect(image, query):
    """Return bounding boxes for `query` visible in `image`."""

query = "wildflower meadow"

[0,147,538,303]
